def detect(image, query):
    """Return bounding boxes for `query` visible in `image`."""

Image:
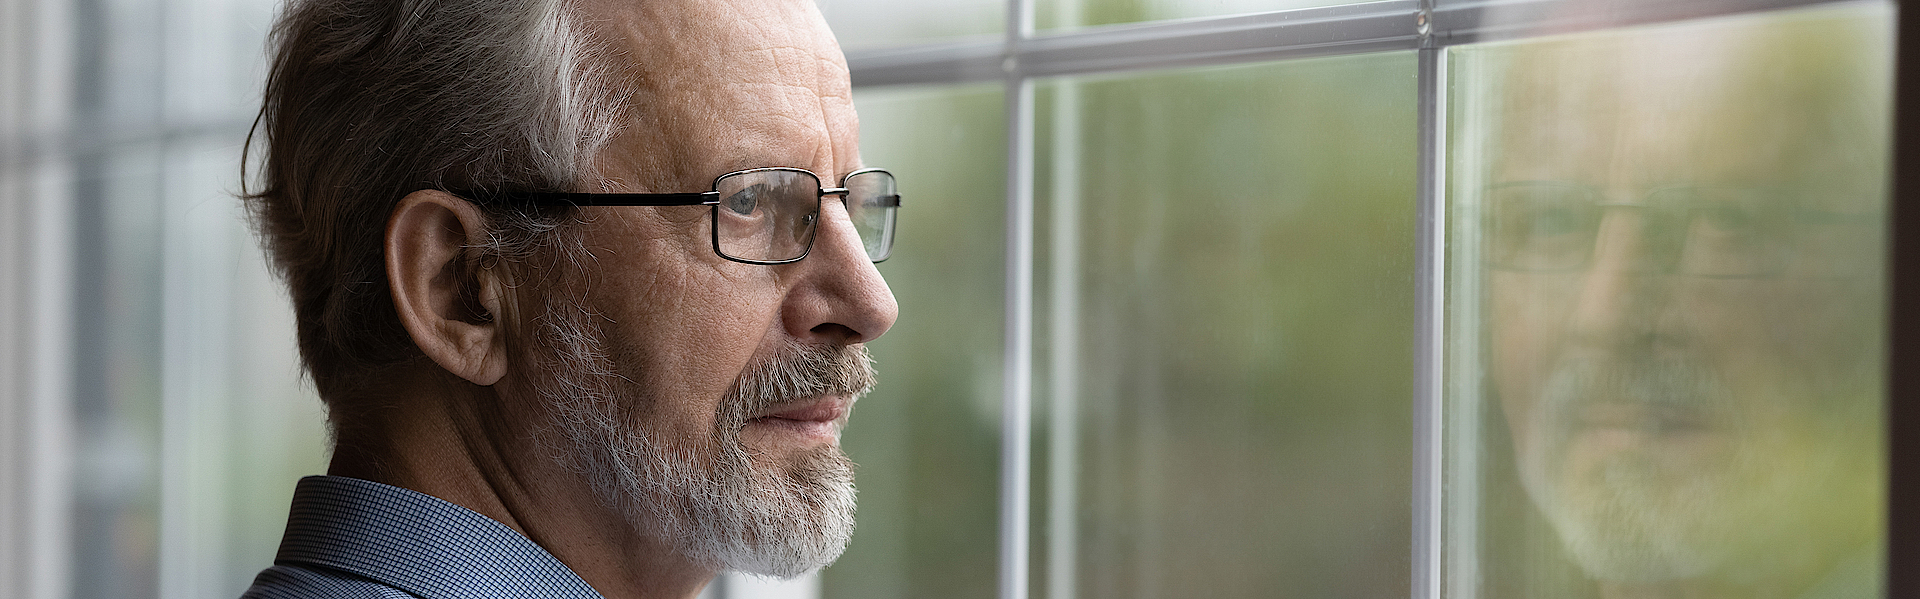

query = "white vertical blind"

[3,0,323,597]
[0,0,76,597]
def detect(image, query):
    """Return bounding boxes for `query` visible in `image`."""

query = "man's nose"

[1565,209,1677,348]
[779,198,899,345]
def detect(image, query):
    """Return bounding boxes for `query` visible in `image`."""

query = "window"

[835,0,1898,597]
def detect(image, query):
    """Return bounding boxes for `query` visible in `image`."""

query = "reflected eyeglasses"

[467,167,900,264]
[1484,181,1876,278]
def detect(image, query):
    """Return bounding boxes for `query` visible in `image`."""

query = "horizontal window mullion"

[1432,0,1864,44]
[848,0,1859,87]
[1015,0,1418,77]
[850,0,1418,86]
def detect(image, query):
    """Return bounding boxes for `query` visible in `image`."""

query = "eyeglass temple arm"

[479,191,721,207]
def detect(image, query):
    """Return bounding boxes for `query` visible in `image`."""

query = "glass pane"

[820,0,1003,51]
[1037,0,1372,31]
[825,84,1006,599]
[1040,53,1416,598]
[1446,4,1891,598]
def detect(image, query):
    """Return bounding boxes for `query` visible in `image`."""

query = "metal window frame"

[845,0,1905,597]
[1890,0,1919,589]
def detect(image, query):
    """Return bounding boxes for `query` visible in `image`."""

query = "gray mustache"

[725,342,877,417]
[1538,357,1731,425]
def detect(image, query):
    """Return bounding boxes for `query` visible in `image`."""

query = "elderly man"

[238,0,898,597]
[1483,9,1885,599]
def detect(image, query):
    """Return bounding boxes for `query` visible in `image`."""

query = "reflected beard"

[1518,355,1739,583]
[526,303,873,578]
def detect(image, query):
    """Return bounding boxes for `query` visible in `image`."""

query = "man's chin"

[1520,433,1838,586]
[702,445,858,578]
[1529,477,1727,582]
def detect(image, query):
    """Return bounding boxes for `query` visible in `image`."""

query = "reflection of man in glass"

[1487,13,1887,598]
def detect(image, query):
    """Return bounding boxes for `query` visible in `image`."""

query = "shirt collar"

[275,475,605,599]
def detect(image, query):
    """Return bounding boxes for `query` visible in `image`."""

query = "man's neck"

[328,370,719,599]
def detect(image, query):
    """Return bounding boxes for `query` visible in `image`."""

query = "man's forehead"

[585,0,842,70]
[1492,30,1866,190]
[582,0,859,189]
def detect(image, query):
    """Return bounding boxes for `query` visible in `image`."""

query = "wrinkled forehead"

[581,0,858,189]
[1494,30,1754,182]
[1491,21,1888,207]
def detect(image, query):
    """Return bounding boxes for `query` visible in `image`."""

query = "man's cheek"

[1686,281,1876,385]
[1491,290,1563,398]
[684,292,777,360]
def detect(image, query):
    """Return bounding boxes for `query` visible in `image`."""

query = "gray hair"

[243,0,626,409]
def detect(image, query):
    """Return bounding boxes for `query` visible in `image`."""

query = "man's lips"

[746,397,850,442]
[756,397,849,422]
[1574,402,1713,433]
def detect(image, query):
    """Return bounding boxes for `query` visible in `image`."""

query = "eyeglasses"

[1485,181,1874,278]
[473,167,899,264]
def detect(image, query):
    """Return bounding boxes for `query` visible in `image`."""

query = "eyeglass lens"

[844,170,899,262]
[711,169,898,264]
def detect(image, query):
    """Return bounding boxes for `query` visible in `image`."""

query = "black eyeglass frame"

[469,166,900,265]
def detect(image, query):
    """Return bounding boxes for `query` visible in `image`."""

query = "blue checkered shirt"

[241,475,606,599]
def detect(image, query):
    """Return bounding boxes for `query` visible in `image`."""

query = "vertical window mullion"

[1000,0,1036,598]
[1044,81,1082,599]
[1413,11,1447,599]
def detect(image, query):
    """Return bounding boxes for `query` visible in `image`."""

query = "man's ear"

[387,190,509,386]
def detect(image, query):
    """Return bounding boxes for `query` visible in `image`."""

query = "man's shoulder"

[241,476,603,599]
[241,563,417,599]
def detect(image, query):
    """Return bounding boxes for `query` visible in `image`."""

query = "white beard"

[1518,356,1734,582]
[1515,354,1870,585]
[526,302,871,578]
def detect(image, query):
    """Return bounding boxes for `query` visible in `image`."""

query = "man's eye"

[1697,204,1769,235]
[723,185,766,216]
[1504,204,1589,247]
[1523,206,1584,238]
